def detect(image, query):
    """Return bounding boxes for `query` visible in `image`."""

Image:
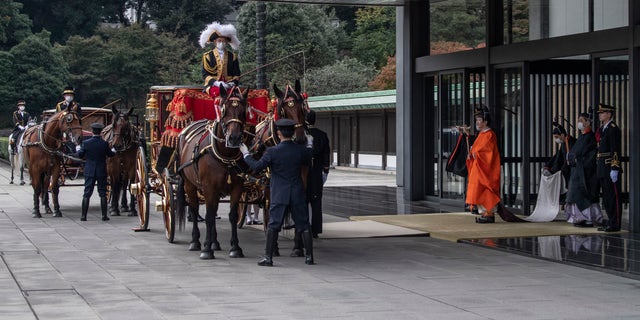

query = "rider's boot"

[100,197,109,221]
[301,230,315,265]
[9,139,15,155]
[258,229,278,266]
[81,197,89,221]
[290,229,304,257]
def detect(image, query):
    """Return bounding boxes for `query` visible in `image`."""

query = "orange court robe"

[466,128,501,211]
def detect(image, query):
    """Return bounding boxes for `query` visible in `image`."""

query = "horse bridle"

[111,113,134,151]
[276,86,306,129]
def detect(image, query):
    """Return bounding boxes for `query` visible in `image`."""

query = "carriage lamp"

[145,93,159,122]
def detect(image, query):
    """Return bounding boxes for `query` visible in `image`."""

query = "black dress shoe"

[471,207,480,215]
[475,215,495,223]
[573,221,594,228]
[597,225,620,232]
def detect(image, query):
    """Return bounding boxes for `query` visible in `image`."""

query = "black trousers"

[84,175,108,198]
[600,177,622,228]
[308,195,323,235]
[268,202,310,232]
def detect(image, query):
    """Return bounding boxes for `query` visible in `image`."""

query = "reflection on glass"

[439,73,466,199]
[430,0,486,55]
[594,0,628,31]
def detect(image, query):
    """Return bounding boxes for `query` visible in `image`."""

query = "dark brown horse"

[176,86,249,259]
[23,105,84,217]
[247,80,309,230]
[102,106,139,216]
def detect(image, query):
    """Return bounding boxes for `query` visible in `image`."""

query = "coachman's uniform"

[199,22,241,97]
[55,86,82,113]
[10,100,30,154]
[78,123,115,221]
[595,103,623,231]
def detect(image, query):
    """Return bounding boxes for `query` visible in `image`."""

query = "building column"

[628,0,640,232]
[396,2,429,200]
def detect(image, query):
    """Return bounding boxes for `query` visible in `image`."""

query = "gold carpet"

[350,213,619,242]
[246,220,428,239]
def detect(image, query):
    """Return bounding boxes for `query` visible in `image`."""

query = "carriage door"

[438,69,485,200]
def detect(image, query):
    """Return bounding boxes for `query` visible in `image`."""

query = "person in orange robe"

[463,107,501,223]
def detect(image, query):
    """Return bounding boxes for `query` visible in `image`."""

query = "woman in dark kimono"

[564,112,602,227]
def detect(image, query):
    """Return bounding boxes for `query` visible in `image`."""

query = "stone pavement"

[0,163,639,320]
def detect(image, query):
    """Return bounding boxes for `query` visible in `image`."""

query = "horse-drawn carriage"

[131,82,308,259]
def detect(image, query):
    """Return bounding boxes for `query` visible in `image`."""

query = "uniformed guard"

[9,99,31,155]
[55,86,82,113]
[77,123,115,221]
[595,103,623,232]
[240,119,315,266]
[199,21,241,97]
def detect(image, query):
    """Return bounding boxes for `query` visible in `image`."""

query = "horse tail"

[176,176,186,231]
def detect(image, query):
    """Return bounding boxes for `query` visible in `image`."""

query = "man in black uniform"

[9,99,30,155]
[77,123,115,221]
[55,86,82,113]
[595,103,623,232]
[305,110,330,237]
[240,119,314,266]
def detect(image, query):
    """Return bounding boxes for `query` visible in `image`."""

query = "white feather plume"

[199,21,240,50]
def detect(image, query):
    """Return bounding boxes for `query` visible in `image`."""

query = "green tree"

[10,30,69,114]
[55,35,108,106]
[146,0,234,43]
[305,58,376,96]
[0,0,33,50]
[237,2,345,89]
[430,0,485,48]
[21,0,105,44]
[351,7,395,69]
[0,51,16,127]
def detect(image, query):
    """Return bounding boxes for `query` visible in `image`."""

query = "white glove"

[305,134,313,149]
[213,80,222,87]
[322,171,328,185]
[542,169,551,177]
[221,82,231,89]
[111,147,116,153]
[610,170,618,183]
[239,143,249,157]
[75,145,81,152]
[18,125,24,130]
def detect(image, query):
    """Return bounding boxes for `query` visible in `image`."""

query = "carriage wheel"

[134,146,150,230]
[237,191,248,229]
[162,168,176,243]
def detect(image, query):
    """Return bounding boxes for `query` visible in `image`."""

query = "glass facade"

[504,0,629,44]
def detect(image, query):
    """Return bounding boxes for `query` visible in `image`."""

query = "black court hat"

[275,118,296,129]
[597,103,615,113]
[63,86,75,95]
[552,124,566,136]
[91,123,104,133]
[17,99,25,106]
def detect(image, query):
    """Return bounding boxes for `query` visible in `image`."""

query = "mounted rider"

[55,86,82,114]
[200,21,241,100]
[9,99,31,155]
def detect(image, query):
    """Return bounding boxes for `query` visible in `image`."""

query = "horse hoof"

[213,242,222,251]
[45,208,53,215]
[229,248,244,258]
[199,250,215,260]
[32,212,41,218]
[20,181,25,185]
[53,212,62,217]
[9,181,13,184]
[127,212,137,217]
[110,212,120,216]
[188,242,201,251]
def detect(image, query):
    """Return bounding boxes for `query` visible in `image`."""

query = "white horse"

[9,117,37,185]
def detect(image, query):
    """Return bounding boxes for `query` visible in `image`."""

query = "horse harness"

[177,119,245,189]
[23,111,84,163]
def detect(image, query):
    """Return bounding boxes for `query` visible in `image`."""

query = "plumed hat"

[199,22,240,50]
[63,86,75,96]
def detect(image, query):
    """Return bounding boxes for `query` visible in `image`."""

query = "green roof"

[307,90,396,112]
